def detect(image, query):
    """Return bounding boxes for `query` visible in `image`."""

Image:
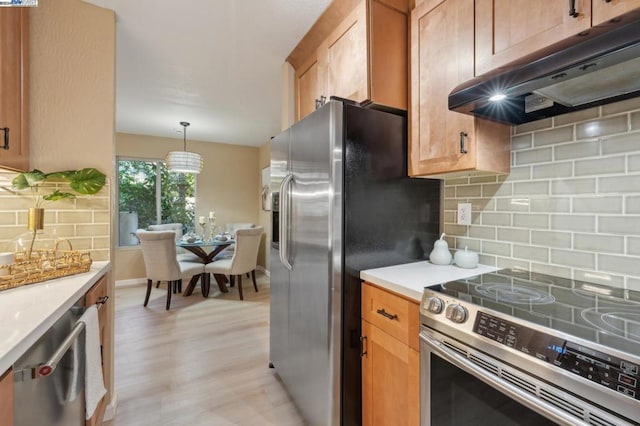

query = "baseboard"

[256,265,270,277]
[103,391,118,421]
[116,278,146,288]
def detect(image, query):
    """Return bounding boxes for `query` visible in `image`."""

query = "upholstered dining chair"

[148,223,203,263]
[136,230,205,310]
[214,223,255,261]
[204,226,263,300]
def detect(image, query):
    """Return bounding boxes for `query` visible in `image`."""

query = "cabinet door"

[410,0,478,176]
[85,275,108,426]
[592,0,640,26]
[324,1,368,103]
[0,8,29,171]
[0,369,13,426]
[362,320,419,426]
[295,54,320,121]
[475,0,591,76]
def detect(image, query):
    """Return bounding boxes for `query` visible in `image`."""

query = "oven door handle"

[421,333,590,426]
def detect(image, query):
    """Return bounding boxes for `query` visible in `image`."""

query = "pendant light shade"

[165,121,203,174]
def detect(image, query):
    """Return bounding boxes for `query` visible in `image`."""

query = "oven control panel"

[473,311,640,401]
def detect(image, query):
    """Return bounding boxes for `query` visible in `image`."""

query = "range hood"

[449,19,640,125]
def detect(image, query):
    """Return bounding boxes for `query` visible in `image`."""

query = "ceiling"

[83,0,332,147]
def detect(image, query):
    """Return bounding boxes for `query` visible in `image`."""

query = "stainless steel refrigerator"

[270,100,440,425]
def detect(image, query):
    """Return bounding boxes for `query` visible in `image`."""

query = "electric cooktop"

[428,268,640,358]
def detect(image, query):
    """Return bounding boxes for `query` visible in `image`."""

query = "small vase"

[14,208,55,260]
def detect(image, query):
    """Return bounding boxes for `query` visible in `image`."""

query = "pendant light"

[165,121,203,174]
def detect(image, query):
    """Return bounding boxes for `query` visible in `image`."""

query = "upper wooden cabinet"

[410,0,510,177]
[290,0,409,122]
[475,0,640,76]
[0,8,29,172]
[593,0,640,25]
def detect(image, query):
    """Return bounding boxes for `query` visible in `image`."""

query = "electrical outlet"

[457,203,472,225]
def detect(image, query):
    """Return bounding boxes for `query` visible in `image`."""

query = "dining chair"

[136,230,205,310]
[148,223,203,263]
[204,226,263,300]
[215,223,255,261]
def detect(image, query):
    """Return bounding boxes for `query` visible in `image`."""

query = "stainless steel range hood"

[449,18,640,125]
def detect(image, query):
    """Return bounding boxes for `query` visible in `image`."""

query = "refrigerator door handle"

[278,173,294,270]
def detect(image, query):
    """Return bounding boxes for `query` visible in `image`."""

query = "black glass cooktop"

[431,268,640,358]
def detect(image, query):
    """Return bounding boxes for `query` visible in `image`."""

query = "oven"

[419,269,640,426]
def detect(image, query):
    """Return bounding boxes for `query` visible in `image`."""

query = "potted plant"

[9,168,107,258]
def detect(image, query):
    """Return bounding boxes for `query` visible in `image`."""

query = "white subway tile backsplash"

[599,216,640,235]
[496,198,529,212]
[514,181,550,196]
[454,237,481,252]
[497,227,530,243]
[515,118,552,134]
[513,245,549,262]
[573,233,624,253]
[632,112,640,130]
[456,185,482,198]
[530,197,570,213]
[627,237,640,256]
[469,225,496,240]
[513,213,548,229]
[483,183,513,197]
[551,178,596,195]
[600,175,640,193]
[532,162,573,179]
[577,115,628,139]
[511,134,532,150]
[598,254,640,276]
[554,140,600,161]
[575,156,625,176]
[515,147,553,165]
[573,196,623,214]
[550,214,596,232]
[444,186,455,198]
[602,97,640,116]
[482,240,511,257]
[550,249,595,269]
[531,230,571,248]
[600,132,640,156]
[554,108,600,126]
[533,126,573,146]
[482,212,511,226]
[443,101,640,285]
[504,166,531,182]
[469,174,498,184]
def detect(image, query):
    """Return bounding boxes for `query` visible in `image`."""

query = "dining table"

[177,238,234,297]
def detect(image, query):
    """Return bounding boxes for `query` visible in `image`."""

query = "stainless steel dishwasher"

[13,297,86,426]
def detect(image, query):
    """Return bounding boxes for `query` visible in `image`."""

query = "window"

[117,158,196,246]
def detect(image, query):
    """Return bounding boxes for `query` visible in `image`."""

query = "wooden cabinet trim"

[0,369,14,426]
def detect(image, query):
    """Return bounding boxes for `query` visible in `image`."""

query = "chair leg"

[230,275,235,287]
[237,274,244,300]
[252,270,258,292]
[178,279,182,293]
[246,272,250,278]
[144,279,153,307]
[156,280,160,288]
[166,280,173,310]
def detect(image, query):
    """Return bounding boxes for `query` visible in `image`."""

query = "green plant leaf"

[43,190,76,202]
[11,169,46,190]
[66,168,107,195]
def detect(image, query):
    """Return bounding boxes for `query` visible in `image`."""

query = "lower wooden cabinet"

[361,282,419,425]
[85,275,109,426]
[0,369,13,426]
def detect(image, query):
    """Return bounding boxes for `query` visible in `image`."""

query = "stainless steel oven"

[420,268,640,426]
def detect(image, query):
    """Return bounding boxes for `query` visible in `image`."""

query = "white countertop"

[0,261,110,374]
[360,261,499,302]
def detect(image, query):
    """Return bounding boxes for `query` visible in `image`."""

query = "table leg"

[183,274,201,297]
[202,273,210,297]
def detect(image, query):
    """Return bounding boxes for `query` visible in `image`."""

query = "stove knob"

[445,304,468,324]
[426,297,444,314]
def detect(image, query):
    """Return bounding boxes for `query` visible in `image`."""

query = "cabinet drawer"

[361,282,419,351]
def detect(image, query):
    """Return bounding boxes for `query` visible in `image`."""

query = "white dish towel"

[79,305,107,419]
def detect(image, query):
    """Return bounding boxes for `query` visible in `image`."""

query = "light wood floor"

[104,273,306,426]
